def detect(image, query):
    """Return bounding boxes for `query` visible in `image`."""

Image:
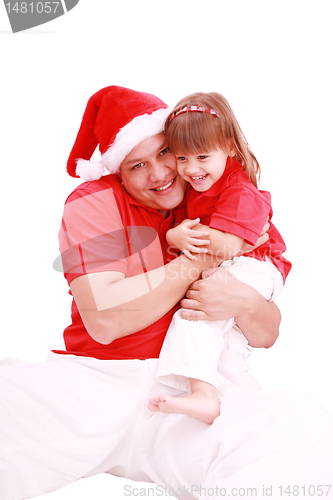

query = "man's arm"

[235,292,281,348]
[180,266,280,348]
[61,186,219,345]
[70,252,220,345]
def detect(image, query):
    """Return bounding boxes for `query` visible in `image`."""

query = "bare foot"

[147,389,220,425]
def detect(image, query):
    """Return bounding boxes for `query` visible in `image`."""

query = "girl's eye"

[177,156,187,161]
[198,155,208,160]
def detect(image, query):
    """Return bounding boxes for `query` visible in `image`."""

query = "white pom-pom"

[75,159,106,181]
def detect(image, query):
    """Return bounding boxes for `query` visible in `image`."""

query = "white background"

[1,1,332,498]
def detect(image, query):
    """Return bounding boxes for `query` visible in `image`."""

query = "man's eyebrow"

[125,141,168,165]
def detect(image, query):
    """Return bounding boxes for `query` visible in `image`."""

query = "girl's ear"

[227,140,237,157]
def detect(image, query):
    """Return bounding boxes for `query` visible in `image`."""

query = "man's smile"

[151,178,176,192]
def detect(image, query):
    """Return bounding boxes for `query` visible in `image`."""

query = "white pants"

[156,256,284,391]
[1,352,333,500]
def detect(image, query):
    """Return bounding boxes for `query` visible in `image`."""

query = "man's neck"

[158,209,170,218]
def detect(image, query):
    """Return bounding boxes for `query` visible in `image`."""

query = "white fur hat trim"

[102,107,171,174]
[74,107,170,181]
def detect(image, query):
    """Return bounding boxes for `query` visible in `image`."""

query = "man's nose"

[149,161,170,182]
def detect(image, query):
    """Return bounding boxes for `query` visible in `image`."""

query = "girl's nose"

[185,159,201,175]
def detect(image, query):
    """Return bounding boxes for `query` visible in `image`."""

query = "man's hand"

[180,262,281,349]
[179,219,272,321]
[180,266,253,321]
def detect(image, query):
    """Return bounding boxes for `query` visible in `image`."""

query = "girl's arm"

[200,225,244,259]
[192,221,270,259]
[167,218,244,261]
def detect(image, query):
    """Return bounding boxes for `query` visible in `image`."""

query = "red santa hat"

[67,85,171,181]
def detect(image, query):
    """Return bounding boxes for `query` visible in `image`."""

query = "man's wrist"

[234,285,259,323]
[174,253,216,280]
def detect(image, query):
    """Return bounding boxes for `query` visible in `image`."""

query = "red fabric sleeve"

[59,187,129,284]
[209,174,272,245]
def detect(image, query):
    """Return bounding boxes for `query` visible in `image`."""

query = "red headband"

[168,105,220,122]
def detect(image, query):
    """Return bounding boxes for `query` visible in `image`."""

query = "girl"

[148,92,291,424]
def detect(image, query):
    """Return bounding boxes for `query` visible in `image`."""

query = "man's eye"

[132,162,145,170]
[160,147,169,156]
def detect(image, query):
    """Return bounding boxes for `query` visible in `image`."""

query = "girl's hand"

[166,218,211,261]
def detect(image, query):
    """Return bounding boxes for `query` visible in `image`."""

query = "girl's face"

[175,147,230,192]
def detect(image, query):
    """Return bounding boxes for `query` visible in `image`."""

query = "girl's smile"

[189,173,209,183]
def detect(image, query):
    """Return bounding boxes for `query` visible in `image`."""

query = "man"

[1,86,332,500]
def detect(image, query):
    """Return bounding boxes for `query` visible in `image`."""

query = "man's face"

[119,133,186,217]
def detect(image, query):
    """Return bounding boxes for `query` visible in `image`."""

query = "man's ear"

[116,172,124,185]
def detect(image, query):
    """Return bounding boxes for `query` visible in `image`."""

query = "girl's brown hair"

[165,92,260,187]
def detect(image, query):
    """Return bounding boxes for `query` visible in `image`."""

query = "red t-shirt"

[53,175,178,360]
[178,157,291,282]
